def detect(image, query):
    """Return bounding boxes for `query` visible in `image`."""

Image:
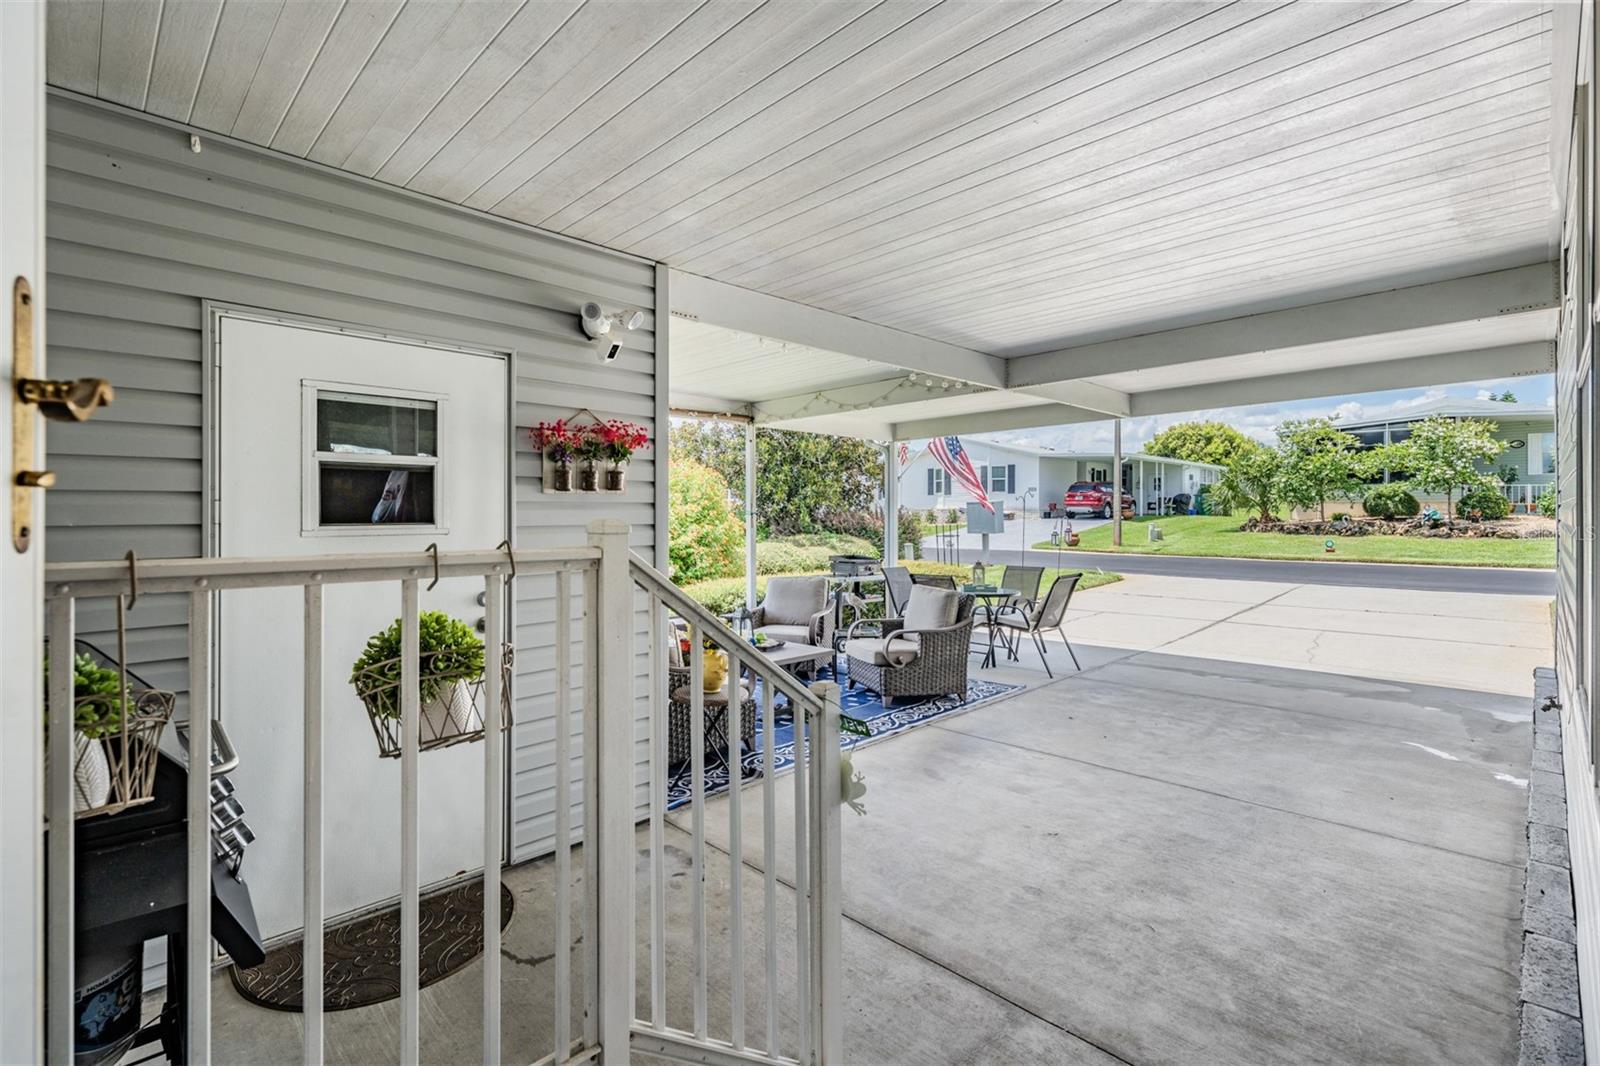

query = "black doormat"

[229,880,515,1012]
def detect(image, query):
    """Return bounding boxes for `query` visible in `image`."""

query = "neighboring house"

[900,437,1223,517]
[1332,398,1555,511]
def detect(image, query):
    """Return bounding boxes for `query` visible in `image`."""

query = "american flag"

[928,435,994,513]
[897,441,910,468]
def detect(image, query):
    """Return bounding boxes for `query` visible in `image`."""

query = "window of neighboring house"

[1528,432,1558,475]
[989,464,1015,494]
[927,467,951,494]
[1088,466,1108,482]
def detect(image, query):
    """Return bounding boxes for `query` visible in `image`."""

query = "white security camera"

[580,303,643,361]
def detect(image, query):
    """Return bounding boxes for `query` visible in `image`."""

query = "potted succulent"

[44,647,175,815]
[350,611,487,752]
[532,419,583,492]
[595,419,649,491]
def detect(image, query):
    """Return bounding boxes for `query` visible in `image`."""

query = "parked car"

[1061,482,1136,519]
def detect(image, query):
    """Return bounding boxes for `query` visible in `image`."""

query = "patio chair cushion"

[903,585,959,632]
[755,623,811,646]
[844,637,920,667]
[762,576,827,626]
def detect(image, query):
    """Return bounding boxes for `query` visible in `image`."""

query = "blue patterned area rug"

[666,673,1022,810]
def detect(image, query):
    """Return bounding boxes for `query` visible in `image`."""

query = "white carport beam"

[1009,379,1130,417]
[892,402,1104,441]
[671,269,1006,389]
[1128,341,1554,417]
[1008,263,1557,385]
[753,377,994,425]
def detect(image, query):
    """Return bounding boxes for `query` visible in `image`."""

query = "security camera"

[580,303,643,361]
[580,301,609,340]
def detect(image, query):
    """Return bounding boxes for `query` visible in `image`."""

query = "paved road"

[945,545,1556,595]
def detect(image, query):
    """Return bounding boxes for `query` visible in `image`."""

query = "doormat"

[667,674,1022,810]
[229,880,514,1012]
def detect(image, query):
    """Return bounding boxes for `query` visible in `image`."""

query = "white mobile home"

[899,437,1223,516]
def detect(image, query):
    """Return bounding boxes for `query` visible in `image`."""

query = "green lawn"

[1032,515,1555,568]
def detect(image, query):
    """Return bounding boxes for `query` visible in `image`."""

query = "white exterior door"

[1,4,46,1057]
[217,312,508,939]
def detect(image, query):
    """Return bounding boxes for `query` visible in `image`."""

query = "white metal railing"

[1499,482,1547,512]
[40,520,842,1066]
[628,558,843,1066]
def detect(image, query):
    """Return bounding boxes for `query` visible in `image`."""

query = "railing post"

[588,519,634,1065]
[807,680,843,1065]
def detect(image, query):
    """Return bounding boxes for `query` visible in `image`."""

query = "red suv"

[1061,482,1135,519]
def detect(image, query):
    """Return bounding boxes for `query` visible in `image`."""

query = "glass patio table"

[959,585,1020,669]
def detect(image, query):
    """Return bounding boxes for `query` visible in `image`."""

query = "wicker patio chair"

[843,587,975,706]
[748,575,833,649]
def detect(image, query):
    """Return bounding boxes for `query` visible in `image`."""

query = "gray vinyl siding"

[44,94,658,866]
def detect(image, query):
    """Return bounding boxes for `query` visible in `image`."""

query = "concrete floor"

[198,574,1545,1065]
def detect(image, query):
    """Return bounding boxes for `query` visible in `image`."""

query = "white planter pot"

[74,733,111,813]
[420,680,474,741]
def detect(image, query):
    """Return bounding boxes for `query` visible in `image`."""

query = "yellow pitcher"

[701,647,729,693]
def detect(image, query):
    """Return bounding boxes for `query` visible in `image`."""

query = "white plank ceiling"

[47,0,1559,363]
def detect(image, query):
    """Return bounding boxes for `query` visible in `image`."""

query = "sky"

[983,373,1555,454]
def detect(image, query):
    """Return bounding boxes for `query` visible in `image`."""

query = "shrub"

[1457,486,1512,521]
[680,576,764,616]
[925,509,939,524]
[1330,512,1350,522]
[1363,484,1420,518]
[669,459,744,583]
[755,542,834,575]
[768,532,875,553]
[1538,487,1557,518]
[945,508,961,525]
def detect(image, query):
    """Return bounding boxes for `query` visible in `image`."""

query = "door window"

[303,386,444,531]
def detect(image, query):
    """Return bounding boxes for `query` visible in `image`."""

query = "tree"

[1494,390,1517,402]
[1276,417,1363,520]
[667,459,744,582]
[1144,421,1257,467]
[1380,415,1504,518]
[669,419,883,536]
[1212,444,1287,524]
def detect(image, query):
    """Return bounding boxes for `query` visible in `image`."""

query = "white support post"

[1112,420,1123,547]
[745,422,758,610]
[45,599,74,1066]
[303,585,324,1066]
[884,442,899,566]
[588,519,635,1066]
[187,590,213,1066]
[482,574,505,1065]
[808,681,844,1065]
[400,580,420,1066]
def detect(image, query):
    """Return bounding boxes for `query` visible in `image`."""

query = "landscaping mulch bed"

[1242,515,1556,540]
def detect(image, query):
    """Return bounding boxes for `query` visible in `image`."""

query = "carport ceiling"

[46,0,1564,437]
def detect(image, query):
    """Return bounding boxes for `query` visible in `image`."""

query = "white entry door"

[217,312,508,939]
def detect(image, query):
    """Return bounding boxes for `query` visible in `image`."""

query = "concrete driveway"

[672,573,1547,1064]
[1059,573,1551,696]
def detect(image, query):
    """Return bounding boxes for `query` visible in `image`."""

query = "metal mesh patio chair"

[990,573,1082,677]
[882,566,914,615]
[910,573,957,590]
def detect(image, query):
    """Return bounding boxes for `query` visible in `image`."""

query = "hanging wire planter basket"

[46,618,177,820]
[353,644,514,759]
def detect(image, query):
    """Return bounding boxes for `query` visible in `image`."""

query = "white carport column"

[883,442,899,566]
[745,422,758,609]
[1112,420,1123,547]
